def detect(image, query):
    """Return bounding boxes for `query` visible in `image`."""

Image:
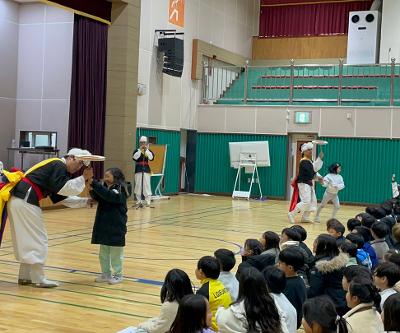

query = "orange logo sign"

[169,0,184,28]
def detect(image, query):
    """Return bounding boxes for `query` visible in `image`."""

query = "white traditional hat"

[66,148,105,166]
[301,142,314,153]
[139,136,148,143]
[67,148,92,158]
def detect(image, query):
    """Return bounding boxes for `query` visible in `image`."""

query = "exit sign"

[294,111,312,124]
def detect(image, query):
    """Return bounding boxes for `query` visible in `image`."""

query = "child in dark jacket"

[278,247,307,329]
[89,167,131,285]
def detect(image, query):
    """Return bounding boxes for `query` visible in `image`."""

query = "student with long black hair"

[128,269,193,333]
[169,294,215,333]
[343,278,384,333]
[382,293,400,332]
[302,296,348,333]
[259,231,280,263]
[216,267,285,333]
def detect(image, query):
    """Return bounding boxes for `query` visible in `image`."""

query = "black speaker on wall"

[158,37,184,78]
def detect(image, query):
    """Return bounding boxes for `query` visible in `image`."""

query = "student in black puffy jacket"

[236,239,275,280]
[307,234,348,316]
[89,167,132,285]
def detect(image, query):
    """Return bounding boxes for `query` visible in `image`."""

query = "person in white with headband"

[288,142,323,223]
[132,136,154,207]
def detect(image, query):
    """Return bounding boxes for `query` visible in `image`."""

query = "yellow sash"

[0,158,62,215]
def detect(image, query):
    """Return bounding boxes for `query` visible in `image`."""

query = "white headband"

[301,142,314,153]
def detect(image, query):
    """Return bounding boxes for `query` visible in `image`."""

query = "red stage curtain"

[259,1,372,37]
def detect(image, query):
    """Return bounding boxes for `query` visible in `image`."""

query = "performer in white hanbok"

[288,142,323,223]
[6,148,94,287]
[314,163,345,223]
[132,136,154,207]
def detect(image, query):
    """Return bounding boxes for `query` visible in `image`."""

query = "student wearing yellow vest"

[6,148,93,288]
[195,256,232,332]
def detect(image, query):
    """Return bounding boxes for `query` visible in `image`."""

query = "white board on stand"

[229,141,270,168]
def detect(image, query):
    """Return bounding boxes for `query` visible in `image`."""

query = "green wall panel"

[195,133,288,198]
[136,128,180,194]
[315,137,400,204]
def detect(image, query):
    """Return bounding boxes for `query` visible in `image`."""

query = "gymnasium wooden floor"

[0,195,362,332]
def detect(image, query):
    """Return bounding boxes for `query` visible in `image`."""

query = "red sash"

[22,178,44,201]
[289,177,299,212]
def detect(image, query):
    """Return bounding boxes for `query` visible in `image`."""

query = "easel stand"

[232,153,263,200]
[151,145,170,201]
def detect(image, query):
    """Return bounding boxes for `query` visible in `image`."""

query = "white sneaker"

[288,212,295,224]
[33,278,59,288]
[109,275,123,285]
[95,272,112,283]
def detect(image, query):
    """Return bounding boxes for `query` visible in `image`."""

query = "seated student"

[380,216,397,249]
[373,262,400,309]
[290,225,314,263]
[259,231,280,263]
[132,269,194,333]
[356,213,376,229]
[387,251,400,265]
[280,228,302,249]
[326,219,346,247]
[214,249,239,302]
[386,251,400,294]
[307,234,348,316]
[353,226,378,268]
[340,242,358,267]
[366,206,387,220]
[216,267,286,333]
[371,221,390,263]
[347,218,361,233]
[382,293,400,333]
[384,249,400,262]
[280,227,313,268]
[392,223,400,251]
[263,266,297,333]
[343,277,384,333]
[169,294,215,333]
[195,256,232,332]
[342,265,373,292]
[278,247,307,329]
[236,239,275,280]
[346,233,372,269]
[302,296,348,333]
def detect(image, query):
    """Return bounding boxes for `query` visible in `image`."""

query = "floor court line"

[0,271,160,297]
[0,291,151,319]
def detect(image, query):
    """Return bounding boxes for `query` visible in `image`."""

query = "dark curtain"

[48,0,111,22]
[259,1,372,37]
[68,15,108,178]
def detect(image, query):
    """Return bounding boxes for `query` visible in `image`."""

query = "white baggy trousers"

[315,191,340,219]
[293,183,317,219]
[134,172,152,204]
[7,197,47,283]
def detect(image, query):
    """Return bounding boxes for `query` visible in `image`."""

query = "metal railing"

[202,59,400,107]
